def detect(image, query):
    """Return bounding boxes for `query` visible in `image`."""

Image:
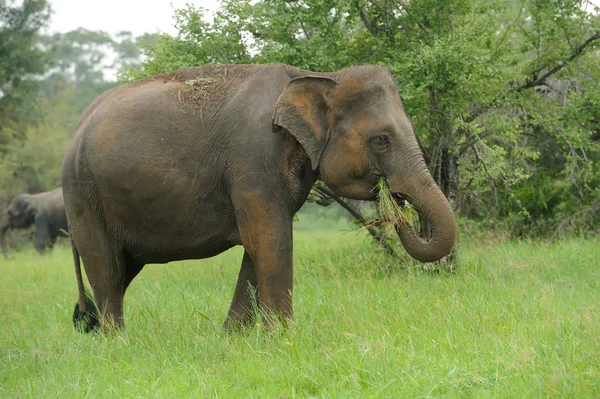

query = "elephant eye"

[371,133,391,153]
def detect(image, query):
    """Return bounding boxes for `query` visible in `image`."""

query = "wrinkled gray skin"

[0,188,68,259]
[62,63,457,333]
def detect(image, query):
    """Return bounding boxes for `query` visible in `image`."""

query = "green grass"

[1,224,599,398]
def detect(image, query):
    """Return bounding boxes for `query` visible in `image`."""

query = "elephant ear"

[273,76,337,170]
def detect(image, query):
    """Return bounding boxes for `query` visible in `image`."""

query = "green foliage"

[0,26,149,201]
[121,0,600,238]
[0,0,51,146]
[118,4,252,81]
[0,88,77,193]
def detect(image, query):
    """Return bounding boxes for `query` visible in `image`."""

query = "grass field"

[1,216,599,398]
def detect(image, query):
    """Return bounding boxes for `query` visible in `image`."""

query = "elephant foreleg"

[0,215,11,259]
[34,212,52,253]
[224,251,259,331]
[233,199,294,329]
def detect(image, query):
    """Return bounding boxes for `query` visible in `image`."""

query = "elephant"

[0,187,68,259]
[61,63,457,333]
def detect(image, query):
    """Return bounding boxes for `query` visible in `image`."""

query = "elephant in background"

[0,187,68,259]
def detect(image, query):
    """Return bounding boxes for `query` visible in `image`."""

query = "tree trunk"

[437,146,459,207]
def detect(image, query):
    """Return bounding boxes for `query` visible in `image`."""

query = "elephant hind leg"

[73,256,144,332]
[70,208,137,332]
[78,248,129,331]
[73,254,144,333]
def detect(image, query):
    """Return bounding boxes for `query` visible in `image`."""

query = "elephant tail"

[70,235,98,333]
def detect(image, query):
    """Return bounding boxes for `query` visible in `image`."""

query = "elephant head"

[273,66,456,262]
[0,195,37,259]
[7,196,37,228]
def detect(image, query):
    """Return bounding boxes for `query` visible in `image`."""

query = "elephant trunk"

[388,159,457,263]
[0,215,11,259]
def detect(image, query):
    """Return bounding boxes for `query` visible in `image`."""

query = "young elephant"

[62,63,457,333]
[0,188,68,259]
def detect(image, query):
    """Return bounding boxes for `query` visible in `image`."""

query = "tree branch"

[462,30,600,124]
[471,144,498,189]
[249,30,270,39]
[458,130,495,156]
[284,0,311,40]
[369,0,397,22]
[315,185,396,257]
[358,8,378,36]
[298,19,311,40]
[515,30,600,92]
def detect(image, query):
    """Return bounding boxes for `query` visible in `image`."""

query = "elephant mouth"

[392,192,406,207]
[376,190,406,206]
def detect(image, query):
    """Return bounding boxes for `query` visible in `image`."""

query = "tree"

[123,0,600,240]
[0,0,51,147]
[118,5,250,81]
[0,26,153,196]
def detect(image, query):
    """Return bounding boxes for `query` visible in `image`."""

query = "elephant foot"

[222,309,292,336]
[257,309,292,334]
[72,297,99,333]
[222,312,257,334]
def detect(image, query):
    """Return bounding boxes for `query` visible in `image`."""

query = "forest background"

[2,0,600,245]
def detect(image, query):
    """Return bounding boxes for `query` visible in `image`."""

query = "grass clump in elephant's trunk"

[375,176,457,263]
[375,176,457,264]
[376,177,409,227]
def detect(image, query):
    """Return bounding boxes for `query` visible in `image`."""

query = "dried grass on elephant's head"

[376,177,407,227]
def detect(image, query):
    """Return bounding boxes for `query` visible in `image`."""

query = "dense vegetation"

[122,0,600,238]
[1,0,600,241]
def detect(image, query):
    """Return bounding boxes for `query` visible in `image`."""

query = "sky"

[44,0,220,37]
